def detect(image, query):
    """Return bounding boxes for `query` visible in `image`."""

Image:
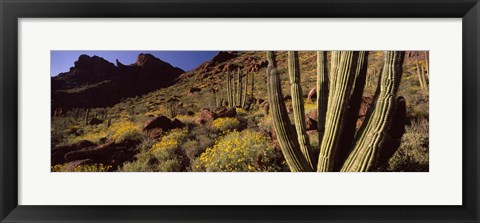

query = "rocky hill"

[51,53,184,109]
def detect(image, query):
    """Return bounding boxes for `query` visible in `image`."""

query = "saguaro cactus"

[266,51,314,172]
[287,51,314,166]
[266,51,405,172]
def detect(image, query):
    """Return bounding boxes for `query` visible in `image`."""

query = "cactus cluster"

[416,58,429,94]
[266,51,406,172]
[225,68,254,108]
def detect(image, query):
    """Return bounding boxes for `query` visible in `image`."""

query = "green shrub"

[158,159,181,172]
[150,129,188,171]
[388,118,429,172]
[119,139,158,172]
[199,130,285,172]
[111,121,143,143]
[211,117,241,132]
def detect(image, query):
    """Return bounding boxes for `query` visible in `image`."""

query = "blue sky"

[50,51,218,76]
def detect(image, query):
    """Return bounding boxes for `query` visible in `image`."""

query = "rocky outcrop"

[305,117,317,131]
[357,96,374,128]
[52,54,185,109]
[51,140,96,165]
[64,139,140,169]
[143,115,185,138]
[216,107,237,118]
[195,108,218,125]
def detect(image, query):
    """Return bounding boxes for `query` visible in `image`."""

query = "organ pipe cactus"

[287,51,314,166]
[424,51,429,78]
[317,51,368,171]
[341,51,405,171]
[316,51,329,149]
[242,72,249,108]
[237,68,242,107]
[266,51,406,172]
[251,72,255,98]
[232,71,237,108]
[266,51,314,171]
[226,72,232,107]
[84,108,90,125]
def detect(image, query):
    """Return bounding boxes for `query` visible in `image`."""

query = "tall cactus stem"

[317,51,365,172]
[227,72,232,107]
[232,71,237,107]
[416,59,426,92]
[341,51,405,172]
[316,51,329,150]
[84,108,90,125]
[288,51,314,166]
[266,51,314,172]
[242,72,249,108]
[251,71,255,98]
[237,68,242,107]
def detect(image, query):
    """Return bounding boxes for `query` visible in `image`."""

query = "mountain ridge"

[51,53,185,109]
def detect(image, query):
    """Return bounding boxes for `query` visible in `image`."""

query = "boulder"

[55,159,95,172]
[356,96,374,128]
[305,117,318,130]
[216,107,237,118]
[171,118,186,129]
[195,108,218,125]
[88,118,103,125]
[143,115,173,138]
[308,109,318,120]
[51,140,96,165]
[143,115,172,131]
[189,87,201,94]
[307,87,317,103]
[64,139,139,170]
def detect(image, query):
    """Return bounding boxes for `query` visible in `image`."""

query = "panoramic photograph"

[51,51,429,172]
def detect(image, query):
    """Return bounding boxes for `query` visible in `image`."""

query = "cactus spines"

[266,51,314,172]
[287,51,314,166]
[317,51,367,172]
[316,51,329,148]
[341,51,405,172]
[84,108,90,125]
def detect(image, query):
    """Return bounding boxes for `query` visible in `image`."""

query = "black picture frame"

[1,0,479,222]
